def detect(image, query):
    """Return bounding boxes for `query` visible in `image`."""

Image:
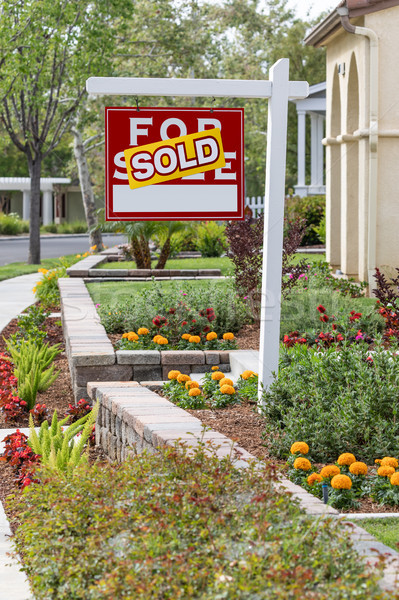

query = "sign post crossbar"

[86,58,309,402]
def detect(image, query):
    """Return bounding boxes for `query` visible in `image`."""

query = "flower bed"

[287,442,399,512]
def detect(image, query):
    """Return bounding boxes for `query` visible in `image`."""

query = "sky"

[286,0,337,21]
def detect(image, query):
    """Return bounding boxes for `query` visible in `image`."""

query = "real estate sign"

[105,107,244,221]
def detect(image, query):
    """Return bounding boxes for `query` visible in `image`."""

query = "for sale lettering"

[123,128,225,189]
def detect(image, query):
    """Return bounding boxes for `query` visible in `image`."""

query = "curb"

[0,233,125,241]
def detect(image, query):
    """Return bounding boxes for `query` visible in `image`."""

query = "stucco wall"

[324,7,399,282]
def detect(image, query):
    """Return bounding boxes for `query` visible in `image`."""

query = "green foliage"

[302,260,368,297]
[261,342,399,462]
[194,221,227,257]
[34,255,81,307]
[96,279,250,335]
[8,442,387,599]
[6,339,61,410]
[313,211,326,244]
[0,212,29,235]
[286,196,325,245]
[41,220,88,234]
[8,305,49,348]
[28,404,98,475]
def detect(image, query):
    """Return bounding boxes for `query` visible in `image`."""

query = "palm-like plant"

[101,217,188,269]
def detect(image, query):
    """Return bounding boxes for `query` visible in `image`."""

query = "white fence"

[245,196,264,217]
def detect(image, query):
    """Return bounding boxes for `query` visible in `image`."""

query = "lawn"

[0,255,78,282]
[96,253,325,276]
[359,518,399,551]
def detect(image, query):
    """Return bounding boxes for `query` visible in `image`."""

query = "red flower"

[182,321,188,326]
[319,314,329,323]
[332,324,337,330]
[316,305,326,314]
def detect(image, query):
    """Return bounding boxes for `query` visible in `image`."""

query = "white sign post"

[87,58,309,403]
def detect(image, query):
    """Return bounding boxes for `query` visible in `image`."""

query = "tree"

[0,0,130,263]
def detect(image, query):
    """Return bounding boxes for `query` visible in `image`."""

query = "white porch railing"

[245,196,264,217]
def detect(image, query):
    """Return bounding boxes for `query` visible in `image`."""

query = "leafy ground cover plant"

[97,279,250,336]
[287,442,399,511]
[261,342,399,462]
[300,259,368,297]
[8,441,390,599]
[7,304,49,348]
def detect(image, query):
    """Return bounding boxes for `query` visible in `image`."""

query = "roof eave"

[304,8,343,47]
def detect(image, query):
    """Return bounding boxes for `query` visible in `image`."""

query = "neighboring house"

[305,0,399,283]
[0,178,102,225]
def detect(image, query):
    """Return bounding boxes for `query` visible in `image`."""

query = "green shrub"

[194,221,226,257]
[97,279,250,335]
[58,220,87,234]
[286,195,325,245]
[0,212,29,235]
[41,223,58,233]
[261,342,399,462]
[9,442,387,599]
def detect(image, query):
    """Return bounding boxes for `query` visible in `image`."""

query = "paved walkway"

[0,274,36,599]
[0,273,38,332]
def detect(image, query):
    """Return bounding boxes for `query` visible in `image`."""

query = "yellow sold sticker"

[123,128,225,189]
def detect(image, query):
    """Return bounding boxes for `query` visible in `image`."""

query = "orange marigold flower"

[206,332,218,341]
[211,366,220,371]
[219,377,234,387]
[390,473,399,486]
[307,473,322,486]
[378,466,395,477]
[337,453,356,466]
[320,465,340,479]
[122,333,129,339]
[349,461,368,476]
[331,474,352,490]
[127,332,139,342]
[381,457,399,469]
[177,374,191,384]
[189,335,201,344]
[168,370,181,380]
[137,327,149,335]
[290,442,309,455]
[189,388,201,397]
[223,332,235,341]
[156,336,168,345]
[181,333,191,340]
[241,370,256,380]
[220,384,235,395]
[153,335,162,343]
[211,371,225,381]
[185,380,200,390]
[375,459,382,465]
[293,457,312,471]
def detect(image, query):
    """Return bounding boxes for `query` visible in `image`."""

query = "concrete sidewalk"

[0,275,36,599]
[0,273,38,333]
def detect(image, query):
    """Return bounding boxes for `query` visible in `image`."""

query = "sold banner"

[105,107,244,221]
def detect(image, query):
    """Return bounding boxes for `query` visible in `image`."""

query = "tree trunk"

[131,237,144,268]
[155,237,171,269]
[140,235,152,269]
[28,156,42,264]
[72,122,103,250]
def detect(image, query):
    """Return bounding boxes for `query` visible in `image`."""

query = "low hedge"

[9,442,387,599]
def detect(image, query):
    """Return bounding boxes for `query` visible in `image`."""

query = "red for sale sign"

[105,107,244,221]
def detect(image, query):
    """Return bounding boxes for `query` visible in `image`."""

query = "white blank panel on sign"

[112,184,237,213]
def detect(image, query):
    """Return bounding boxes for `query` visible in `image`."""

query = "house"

[305,0,399,283]
[0,178,101,225]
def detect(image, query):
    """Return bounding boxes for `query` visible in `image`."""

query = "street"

[0,234,127,266]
